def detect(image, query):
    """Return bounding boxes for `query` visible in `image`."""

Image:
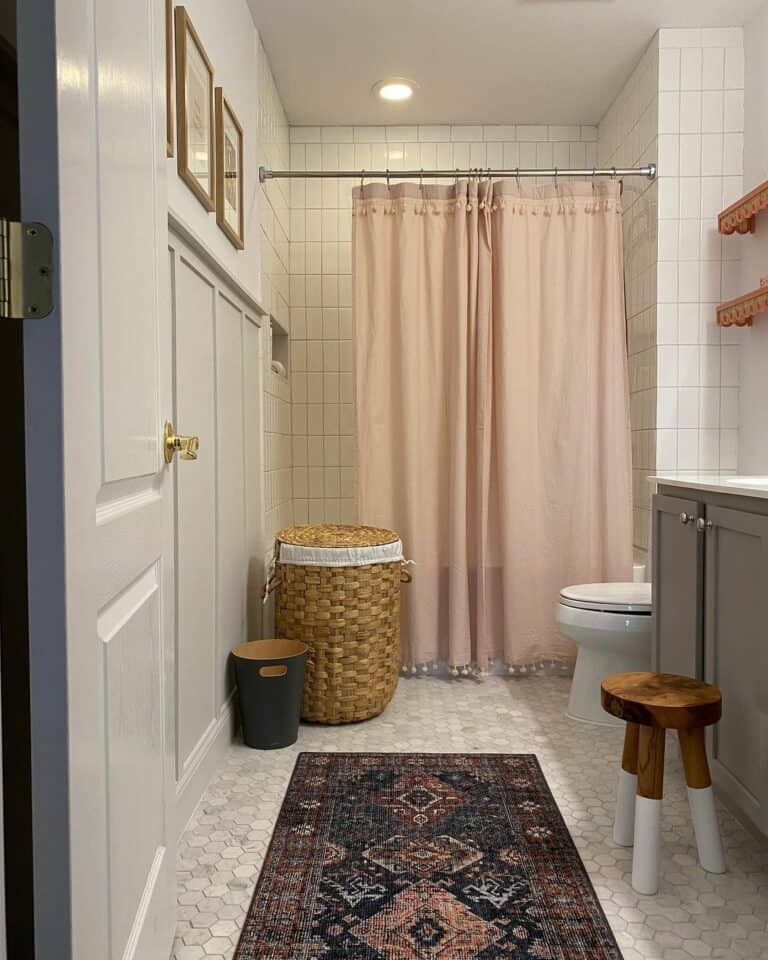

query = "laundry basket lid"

[276,523,404,567]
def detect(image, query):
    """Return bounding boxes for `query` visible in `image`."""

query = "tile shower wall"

[257,43,293,538]
[599,38,660,560]
[288,124,599,524]
[653,27,743,484]
[599,27,744,561]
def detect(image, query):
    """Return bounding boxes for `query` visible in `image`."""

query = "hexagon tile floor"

[173,676,768,960]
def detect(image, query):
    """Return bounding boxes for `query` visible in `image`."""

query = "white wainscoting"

[168,227,267,832]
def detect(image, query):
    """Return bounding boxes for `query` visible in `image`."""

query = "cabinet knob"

[679,512,695,525]
[696,517,714,532]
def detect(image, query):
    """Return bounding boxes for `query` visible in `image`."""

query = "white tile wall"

[599,37,660,559]
[258,43,293,538]
[653,26,743,483]
[288,123,598,524]
[599,27,744,561]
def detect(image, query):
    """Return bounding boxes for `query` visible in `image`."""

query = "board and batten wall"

[168,227,265,830]
[164,2,286,826]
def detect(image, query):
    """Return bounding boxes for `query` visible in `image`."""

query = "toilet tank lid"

[559,581,652,613]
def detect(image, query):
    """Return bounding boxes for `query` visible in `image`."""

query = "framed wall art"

[174,6,215,210]
[215,88,244,249]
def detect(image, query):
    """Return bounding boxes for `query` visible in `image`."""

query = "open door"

[16,0,177,956]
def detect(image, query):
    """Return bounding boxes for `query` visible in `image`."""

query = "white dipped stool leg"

[614,723,639,846]
[632,724,665,895]
[632,796,662,894]
[687,787,726,873]
[615,770,637,846]
[679,728,726,875]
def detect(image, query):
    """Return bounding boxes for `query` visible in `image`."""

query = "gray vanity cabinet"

[654,485,768,837]
[652,493,704,678]
[703,505,768,835]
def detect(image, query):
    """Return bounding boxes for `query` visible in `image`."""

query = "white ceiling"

[248,0,761,126]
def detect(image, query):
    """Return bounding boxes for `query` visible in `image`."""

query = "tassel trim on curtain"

[399,657,575,679]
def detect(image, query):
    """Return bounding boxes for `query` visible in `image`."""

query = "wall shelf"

[716,285,768,327]
[718,179,768,236]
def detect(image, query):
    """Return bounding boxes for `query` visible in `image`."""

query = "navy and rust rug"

[234,753,622,959]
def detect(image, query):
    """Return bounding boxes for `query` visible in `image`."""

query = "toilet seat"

[556,581,653,725]
[559,582,651,615]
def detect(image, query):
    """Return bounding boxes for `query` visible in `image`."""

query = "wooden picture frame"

[165,0,174,156]
[174,6,215,211]
[215,88,244,249]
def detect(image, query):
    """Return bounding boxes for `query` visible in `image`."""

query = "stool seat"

[602,670,726,895]
[601,671,722,729]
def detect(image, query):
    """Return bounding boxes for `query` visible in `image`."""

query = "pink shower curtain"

[353,178,633,672]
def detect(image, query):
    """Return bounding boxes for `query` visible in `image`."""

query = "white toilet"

[555,582,652,725]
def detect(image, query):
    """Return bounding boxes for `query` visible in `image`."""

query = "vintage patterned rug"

[234,753,622,960]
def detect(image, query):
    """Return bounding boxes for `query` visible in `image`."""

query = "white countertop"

[651,473,768,500]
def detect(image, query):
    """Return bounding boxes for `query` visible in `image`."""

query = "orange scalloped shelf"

[716,286,768,327]
[718,179,768,235]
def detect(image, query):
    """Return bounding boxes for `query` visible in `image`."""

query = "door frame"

[0,4,32,955]
[15,0,71,955]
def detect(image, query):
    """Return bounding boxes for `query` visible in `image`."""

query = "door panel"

[99,565,164,957]
[174,255,217,777]
[97,0,160,482]
[652,493,704,677]
[17,0,177,955]
[705,505,768,833]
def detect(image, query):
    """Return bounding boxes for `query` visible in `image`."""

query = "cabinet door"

[652,493,704,677]
[705,505,768,834]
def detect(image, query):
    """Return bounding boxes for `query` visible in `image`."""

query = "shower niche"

[269,315,289,379]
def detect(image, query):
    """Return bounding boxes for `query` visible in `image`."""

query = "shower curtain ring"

[360,169,366,197]
[611,166,617,179]
[515,167,520,189]
[386,168,391,192]
[591,168,597,193]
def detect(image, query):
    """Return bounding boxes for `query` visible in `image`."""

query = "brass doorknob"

[164,421,199,463]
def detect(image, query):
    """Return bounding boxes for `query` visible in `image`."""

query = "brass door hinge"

[0,218,54,319]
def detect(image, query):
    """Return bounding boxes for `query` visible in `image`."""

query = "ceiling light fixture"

[373,78,415,102]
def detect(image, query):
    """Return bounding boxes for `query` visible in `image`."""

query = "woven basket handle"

[400,564,412,584]
[261,573,281,603]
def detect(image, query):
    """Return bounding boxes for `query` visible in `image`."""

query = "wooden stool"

[601,671,726,895]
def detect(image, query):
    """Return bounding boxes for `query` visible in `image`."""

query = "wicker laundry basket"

[272,523,408,724]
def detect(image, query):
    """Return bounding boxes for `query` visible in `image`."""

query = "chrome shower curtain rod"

[258,163,657,182]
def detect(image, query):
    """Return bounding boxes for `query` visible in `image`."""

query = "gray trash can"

[232,639,308,749]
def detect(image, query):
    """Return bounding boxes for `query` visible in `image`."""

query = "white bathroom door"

[17,0,177,957]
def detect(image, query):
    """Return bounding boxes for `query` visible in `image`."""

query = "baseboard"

[175,694,238,836]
